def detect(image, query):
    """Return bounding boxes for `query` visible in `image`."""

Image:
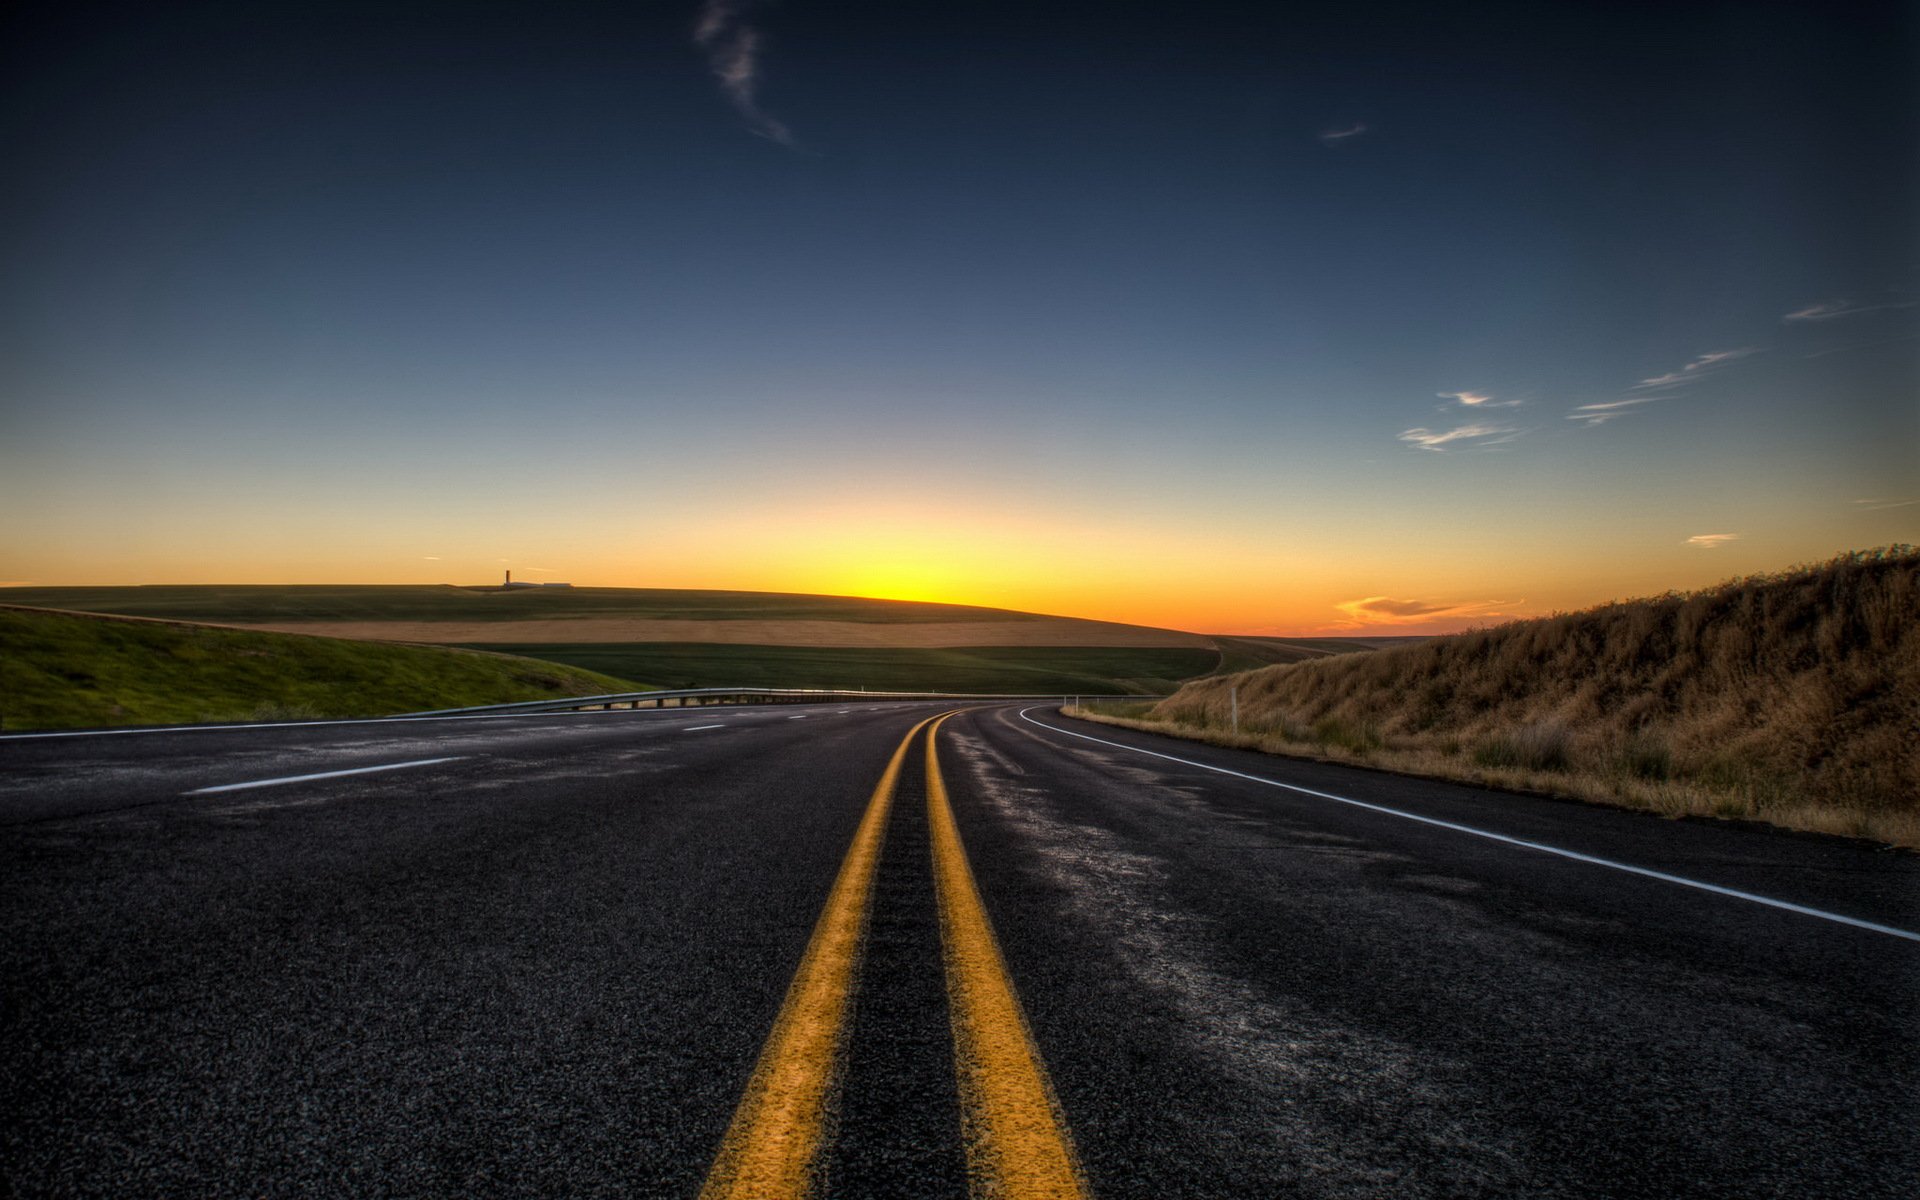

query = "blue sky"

[3,0,1914,631]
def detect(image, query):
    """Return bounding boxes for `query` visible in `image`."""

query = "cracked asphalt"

[3,702,1914,1196]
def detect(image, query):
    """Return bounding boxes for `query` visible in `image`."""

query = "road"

[3,702,1915,1197]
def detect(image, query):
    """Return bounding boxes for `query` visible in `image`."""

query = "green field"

[467,643,1216,695]
[1210,635,1400,673]
[2,586,1394,709]
[1,608,642,731]
[0,584,1040,625]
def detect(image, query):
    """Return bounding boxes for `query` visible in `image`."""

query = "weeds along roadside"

[1066,547,1920,851]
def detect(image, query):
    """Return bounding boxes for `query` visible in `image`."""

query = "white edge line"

[683,724,727,732]
[185,756,465,795]
[1015,708,1920,944]
[0,700,924,741]
[0,708,667,741]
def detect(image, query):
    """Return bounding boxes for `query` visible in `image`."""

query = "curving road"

[3,702,1915,1197]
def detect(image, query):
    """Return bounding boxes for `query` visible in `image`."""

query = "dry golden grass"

[1085,547,1920,848]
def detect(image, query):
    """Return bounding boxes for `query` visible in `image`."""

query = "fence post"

[1230,684,1239,735]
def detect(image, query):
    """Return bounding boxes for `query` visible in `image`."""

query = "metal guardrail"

[400,688,1166,719]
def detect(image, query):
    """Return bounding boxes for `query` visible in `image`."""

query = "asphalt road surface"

[3,702,1915,1197]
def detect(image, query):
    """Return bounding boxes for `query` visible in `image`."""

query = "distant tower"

[504,569,511,587]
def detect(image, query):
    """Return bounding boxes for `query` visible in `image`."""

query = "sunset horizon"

[5,536,1912,638]
[6,2,1912,641]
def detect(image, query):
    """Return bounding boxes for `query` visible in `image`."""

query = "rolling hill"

[2,584,1381,697]
[0,607,641,731]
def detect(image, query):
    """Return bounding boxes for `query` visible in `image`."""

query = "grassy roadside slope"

[1076,548,1919,847]
[0,607,641,731]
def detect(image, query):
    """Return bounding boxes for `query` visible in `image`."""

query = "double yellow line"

[700,713,1088,1199]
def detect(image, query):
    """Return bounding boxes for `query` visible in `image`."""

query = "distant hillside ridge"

[0,584,1388,698]
[0,606,642,731]
[0,583,1169,629]
[1083,547,1919,847]
[0,584,1213,649]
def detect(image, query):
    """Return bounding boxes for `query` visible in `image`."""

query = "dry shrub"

[1142,546,1920,847]
[1313,716,1380,755]
[1474,722,1572,772]
[1618,731,1673,781]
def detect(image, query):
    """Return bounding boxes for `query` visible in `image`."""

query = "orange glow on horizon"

[4,485,1911,638]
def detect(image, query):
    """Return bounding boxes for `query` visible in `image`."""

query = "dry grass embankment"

[1074,548,1920,848]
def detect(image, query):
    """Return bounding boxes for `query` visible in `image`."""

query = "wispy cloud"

[1685,533,1739,549]
[1334,594,1519,628]
[1566,396,1659,425]
[1855,497,1920,512]
[1438,390,1521,409]
[1319,122,1368,144]
[1572,347,1760,429]
[1689,349,1754,369]
[1397,422,1519,452]
[1783,299,1916,322]
[1631,348,1758,392]
[422,556,442,561]
[695,0,799,148]
[1340,597,1450,618]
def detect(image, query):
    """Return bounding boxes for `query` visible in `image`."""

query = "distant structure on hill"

[500,570,573,589]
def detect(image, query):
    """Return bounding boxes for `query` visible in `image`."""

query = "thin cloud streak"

[1783,299,1916,322]
[1439,390,1522,409]
[1334,594,1520,628]
[1320,122,1369,143]
[1396,422,1519,452]
[1855,498,1920,511]
[1689,349,1753,369]
[1566,396,1658,425]
[1575,347,1759,428]
[1571,397,1658,412]
[1685,533,1739,549]
[1631,348,1757,391]
[694,0,798,148]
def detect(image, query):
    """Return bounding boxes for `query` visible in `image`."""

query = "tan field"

[220,617,1217,649]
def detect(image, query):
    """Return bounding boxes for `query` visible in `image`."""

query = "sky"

[3,0,1915,634]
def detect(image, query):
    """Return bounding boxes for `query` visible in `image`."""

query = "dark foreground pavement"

[3,702,1915,1196]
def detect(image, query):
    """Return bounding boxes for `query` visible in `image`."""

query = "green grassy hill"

[0,584,1046,625]
[1080,548,1920,847]
[0,584,1388,703]
[0,607,642,731]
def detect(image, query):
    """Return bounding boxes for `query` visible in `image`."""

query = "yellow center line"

[927,713,1092,1199]
[699,712,948,1200]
